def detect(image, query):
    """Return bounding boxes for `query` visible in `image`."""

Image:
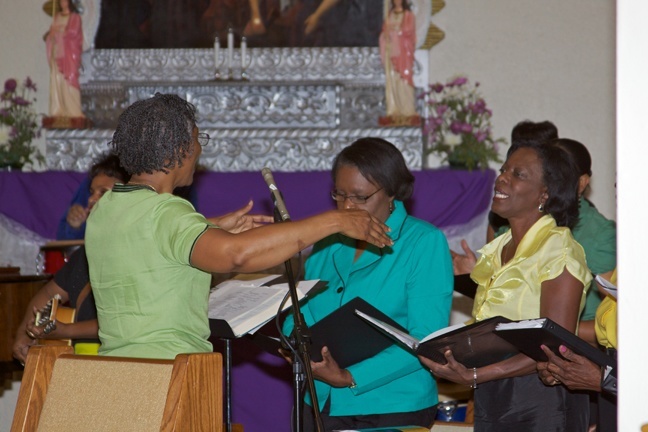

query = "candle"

[241,37,247,69]
[213,36,220,68]
[227,28,234,71]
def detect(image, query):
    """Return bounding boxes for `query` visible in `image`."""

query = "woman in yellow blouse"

[421,139,592,431]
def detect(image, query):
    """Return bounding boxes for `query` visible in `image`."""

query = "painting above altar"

[94,0,383,49]
[92,0,442,50]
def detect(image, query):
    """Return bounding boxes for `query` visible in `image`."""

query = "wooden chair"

[11,345,223,432]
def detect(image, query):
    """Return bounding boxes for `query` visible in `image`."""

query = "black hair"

[110,93,197,175]
[534,140,580,228]
[506,120,559,158]
[89,153,130,183]
[552,138,592,177]
[332,137,414,201]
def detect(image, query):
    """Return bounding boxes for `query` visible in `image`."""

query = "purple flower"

[13,97,30,106]
[450,121,464,134]
[475,131,488,142]
[24,77,37,91]
[460,123,473,134]
[431,83,445,93]
[4,79,17,93]
[448,76,468,87]
[436,104,448,116]
[470,99,487,114]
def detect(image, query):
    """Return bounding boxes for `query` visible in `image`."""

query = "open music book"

[494,317,615,367]
[208,275,323,338]
[355,311,518,368]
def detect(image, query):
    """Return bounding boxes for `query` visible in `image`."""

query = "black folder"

[306,297,406,368]
[357,312,519,368]
[493,317,615,367]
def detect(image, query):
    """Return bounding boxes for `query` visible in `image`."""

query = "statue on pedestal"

[43,0,90,129]
[379,0,420,127]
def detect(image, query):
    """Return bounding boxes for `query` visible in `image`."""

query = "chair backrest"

[11,345,223,432]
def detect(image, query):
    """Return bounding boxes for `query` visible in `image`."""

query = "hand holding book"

[537,344,606,393]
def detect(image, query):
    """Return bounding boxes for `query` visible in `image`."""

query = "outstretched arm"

[192,209,392,274]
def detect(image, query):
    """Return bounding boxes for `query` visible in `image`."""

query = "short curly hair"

[110,93,197,175]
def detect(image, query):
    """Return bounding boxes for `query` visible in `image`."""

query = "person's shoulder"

[576,199,616,232]
[401,215,446,241]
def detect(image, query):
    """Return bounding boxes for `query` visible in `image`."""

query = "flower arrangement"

[422,76,506,171]
[0,77,44,170]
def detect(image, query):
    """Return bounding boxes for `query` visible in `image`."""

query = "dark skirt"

[474,374,589,432]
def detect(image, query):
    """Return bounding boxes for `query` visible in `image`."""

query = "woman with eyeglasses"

[85,94,392,360]
[282,137,454,430]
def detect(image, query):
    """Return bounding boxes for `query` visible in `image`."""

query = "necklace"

[128,182,158,193]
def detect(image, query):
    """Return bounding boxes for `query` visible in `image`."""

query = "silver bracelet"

[471,367,478,389]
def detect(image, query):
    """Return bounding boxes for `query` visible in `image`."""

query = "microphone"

[261,167,291,222]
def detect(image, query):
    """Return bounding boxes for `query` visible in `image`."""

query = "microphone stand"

[271,201,324,432]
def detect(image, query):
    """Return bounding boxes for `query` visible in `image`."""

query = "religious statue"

[379,0,420,126]
[44,0,88,128]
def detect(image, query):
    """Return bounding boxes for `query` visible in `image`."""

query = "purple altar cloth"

[0,168,495,432]
[0,169,495,240]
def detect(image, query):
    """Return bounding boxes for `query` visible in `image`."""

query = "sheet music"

[208,278,320,336]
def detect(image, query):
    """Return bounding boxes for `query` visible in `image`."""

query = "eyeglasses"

[197,132,210,147]
[331,188,383,204]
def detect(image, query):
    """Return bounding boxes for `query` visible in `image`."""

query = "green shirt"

[86,184,213,359]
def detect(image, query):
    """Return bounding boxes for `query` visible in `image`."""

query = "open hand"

[310,346,353,388]
[208,200,273,233]
[450,239,477,275]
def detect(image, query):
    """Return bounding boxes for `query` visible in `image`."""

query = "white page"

[495,318,547,331]
[208,279,320,336]
[354,309,420,350]
[419,321,466,343]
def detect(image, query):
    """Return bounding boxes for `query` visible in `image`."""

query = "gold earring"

[389,201,395,213]
[538,203,544,213]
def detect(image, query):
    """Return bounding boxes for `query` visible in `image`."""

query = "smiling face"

[492,147,548,226]
[334,164,393,223]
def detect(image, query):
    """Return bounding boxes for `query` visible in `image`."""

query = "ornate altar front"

[46,47,428,172]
